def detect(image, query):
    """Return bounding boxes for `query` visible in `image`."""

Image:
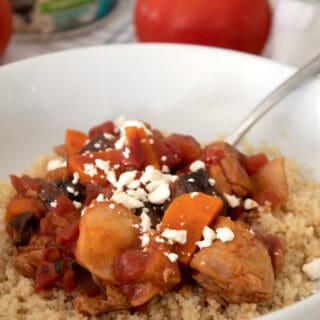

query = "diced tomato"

[123,126,160,170]
[84,183,113,206]
[62,241,78,258]
[201,143,224,165]
[68,150,122,185]
[122,127,145,169]
[256,234,286,274]
[254,190,280,207]
[51,194,77,217]
[40,213,57,235]
[164,134,201,167]
[56,221,79,244]
[151,135,180,169]
[34,260,61,292]
[59,268,76,293]
[10,175,42,194]
[89,121,115,138]
[65,129,88,156]
[115,248,148,284]
[241,153,269,175]
[42,247,62,262]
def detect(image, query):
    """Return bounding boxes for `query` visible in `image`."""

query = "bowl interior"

[0,44,320,319]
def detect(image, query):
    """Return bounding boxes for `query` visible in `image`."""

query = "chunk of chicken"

[121,282,160,307]
[11,235,53,278]
[73,286,129,316]
[190,216,274,304]
[12,249,43,278]
[219,142,253,196]
[207,142,253,196]
[256,234,286,275]
[251,157,288,205]
[208,164,232,195]
[76,201,140,284]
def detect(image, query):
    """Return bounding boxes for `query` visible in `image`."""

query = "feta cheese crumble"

[140,233,150,247]
[96,193,106,202]
[190,192,199,199]
[111,191,144,209]
[66,186,79,196]
[302,258,320,280]
[244,198,259,210]
[126,188,148,201]
[216,227,235,242]
[72,172,80,185]
[161,229,187,245]
[84,163,98,177]
[50,200,57,208]
[115,171,137,190]
[103,133,114,140]
[95,159,110,173]
[148,184,170,205]
[106,171,117,185]
[73,201,82,209]
[162,165,170,173]
[140,212,151,233]
[47,158,66,171]
[196,226,216,249]
[223,193,240,208]
[189,160,205,172]
[164,252,179,263]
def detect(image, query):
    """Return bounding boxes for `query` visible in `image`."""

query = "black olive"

[40,179,85,206]
[171,169,228,216]
[135,203,164,228]
[62,180,85,202]
[9,211,39,246]
[39,184,63,210]
[80,134,115,153]
[171,169,216,198]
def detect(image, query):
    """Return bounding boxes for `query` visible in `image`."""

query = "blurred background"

[0,0,319,67]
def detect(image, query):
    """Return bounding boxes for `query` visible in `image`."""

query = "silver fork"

[225,52,320,146]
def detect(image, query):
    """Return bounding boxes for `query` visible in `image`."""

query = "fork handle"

[225,52,320,146]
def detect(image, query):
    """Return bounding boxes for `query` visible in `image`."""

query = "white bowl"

[0,44,319,319]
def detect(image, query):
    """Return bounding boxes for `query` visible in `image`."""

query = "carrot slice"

[160,192,223,265]
[65,129,88,156]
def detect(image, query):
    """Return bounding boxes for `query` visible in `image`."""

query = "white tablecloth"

[1,0,320,67]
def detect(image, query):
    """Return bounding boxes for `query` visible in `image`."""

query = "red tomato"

[241,153,269,175]
[134,0,272,54]
[0,0,12,56]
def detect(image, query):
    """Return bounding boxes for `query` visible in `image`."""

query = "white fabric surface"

[1,0,320,67]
